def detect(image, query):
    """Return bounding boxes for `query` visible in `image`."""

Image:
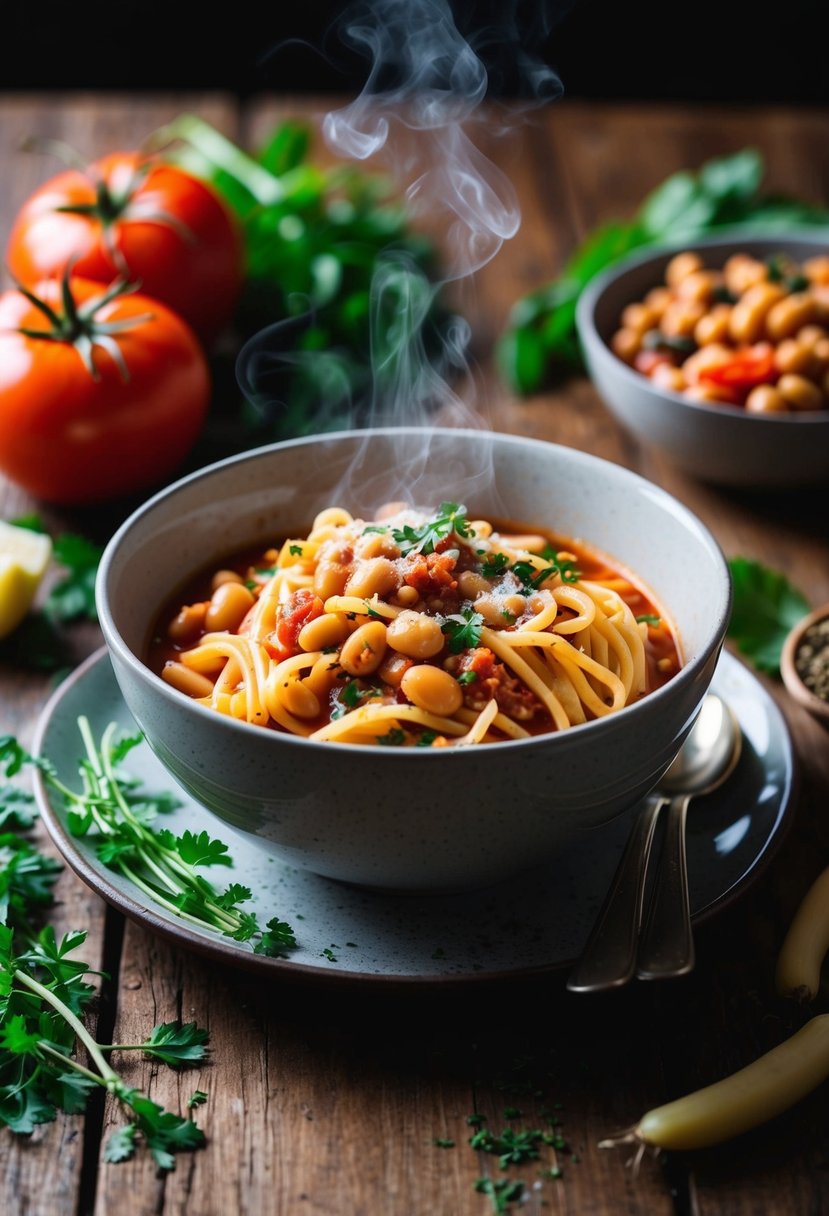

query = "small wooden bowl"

[781,603,829,726]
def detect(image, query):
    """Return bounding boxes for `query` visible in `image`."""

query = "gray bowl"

[96,428,730,891]
[576,231,829,488]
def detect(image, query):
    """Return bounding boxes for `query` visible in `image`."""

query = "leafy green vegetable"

[0,783,209,1167]
[392,502,473,556]
[727,557,810,675]
[154,114,455,438]
[499,148,829,394]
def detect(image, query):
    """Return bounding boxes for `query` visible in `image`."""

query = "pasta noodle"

[150,502,681,748]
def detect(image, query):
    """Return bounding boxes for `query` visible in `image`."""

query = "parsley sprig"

[0,777,209,1168]
[1,722,297,959]
[511,551,580,590]
[392,502,474,556]
[331,680,383,719]
[439,608,484,654]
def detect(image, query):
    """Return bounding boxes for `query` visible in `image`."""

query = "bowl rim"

[96,426,732,755]
[576,226,829,427]
[780,601,829,723]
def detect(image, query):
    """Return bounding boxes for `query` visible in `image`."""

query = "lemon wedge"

[0,521,53,639]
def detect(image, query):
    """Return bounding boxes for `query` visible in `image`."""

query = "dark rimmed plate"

[33,647,795,986]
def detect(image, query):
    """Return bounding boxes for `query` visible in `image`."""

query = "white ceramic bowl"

[576,231,829,488]
[96,428,730,891]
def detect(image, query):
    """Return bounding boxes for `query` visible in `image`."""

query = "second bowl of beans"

[577,232,829,487]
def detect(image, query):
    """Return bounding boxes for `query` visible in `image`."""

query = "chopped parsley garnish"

[416,731,438,748]
[330,681,382,719]
[288,544,303,557]
[511,550,580,590]
[457,671,478,685]
[439,608,484,654]
[481,552,510,578]
[376,728,406,746]
[636,614,662,626]
[392,502,474,556]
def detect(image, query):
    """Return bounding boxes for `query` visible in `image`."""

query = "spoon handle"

[636,792,694,979]
[567,795,665,993]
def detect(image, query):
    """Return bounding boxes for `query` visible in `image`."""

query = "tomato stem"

[11,272,146,383]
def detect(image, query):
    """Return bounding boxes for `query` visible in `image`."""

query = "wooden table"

[2,93,829,1216]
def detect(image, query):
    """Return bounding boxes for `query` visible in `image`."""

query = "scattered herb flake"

[481,552,510,578]
[376,727,406,746]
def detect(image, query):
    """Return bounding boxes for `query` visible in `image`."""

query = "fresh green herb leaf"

[172,830,233,868]
[254,918,298,957]
[392,503,473,556]
[480,552,510,578]
[130,1021,210,1068]
[474,1177,525,1213]
[288,544,303,557]
[158,114,455,441]
[458,671,478,685]
[727,557,810,675]
[0,794,210,1169]
[511,552,580,590]
[331,680,382,718]
[439,608,484,654]
[187,1090,208,1110]
[636,614,662,626]
[376,728,406,746]
[416,731,438,748]
[46,533,104,623]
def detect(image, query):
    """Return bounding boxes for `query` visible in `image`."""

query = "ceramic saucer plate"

[33,647,795,986]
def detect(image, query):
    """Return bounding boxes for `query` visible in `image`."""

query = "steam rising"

[239,0,562,509]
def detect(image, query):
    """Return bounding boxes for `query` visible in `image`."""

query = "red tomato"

[698,343,776,391]
[272,591,324,658]
[0,277,210,505]
[6,153,243,342]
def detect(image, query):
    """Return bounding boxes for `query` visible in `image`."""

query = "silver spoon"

[636,693,741,980]
[567,693,741,994]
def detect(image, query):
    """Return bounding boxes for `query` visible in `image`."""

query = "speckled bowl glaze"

[576,231,829,488]
[96,428,730,891]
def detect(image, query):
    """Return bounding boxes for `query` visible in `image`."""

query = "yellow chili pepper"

[600,1014,829,1153]
[775,864,829,1002]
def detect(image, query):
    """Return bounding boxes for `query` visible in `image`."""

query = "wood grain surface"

[1,93,829,1216]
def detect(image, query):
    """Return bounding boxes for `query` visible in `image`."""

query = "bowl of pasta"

[97,428,730,891]
[576,231,829,487]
